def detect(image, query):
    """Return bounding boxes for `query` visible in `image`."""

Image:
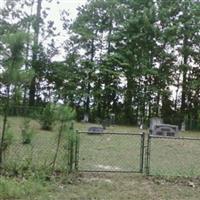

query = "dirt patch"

[95,165,121,171]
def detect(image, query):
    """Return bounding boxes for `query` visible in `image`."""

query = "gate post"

[74,130,80,171]
[145,134,151,175]
[68,132,74,173]
[140,132,145,173]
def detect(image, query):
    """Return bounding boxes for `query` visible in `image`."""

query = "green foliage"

[21,119,34,144]
[66,128,77,173]
[2,124,14,152]
[39,104,56,131]
[55,105,76,123]
[0,177,48,200]
[51,105,76,172]
[0,0,199,129]
[1,32,30,82]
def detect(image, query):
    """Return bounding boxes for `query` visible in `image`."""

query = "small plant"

[2,124,13,152]
[0,123,14,166]
[21,119,34,145]
[51,105,76,172]
[39,104,55,131]
[55,105,76,122]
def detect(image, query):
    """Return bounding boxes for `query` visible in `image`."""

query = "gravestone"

[109,113,115,125]
[138,119,144,130]
[88,127,104,134]
[101,119,110,130]
[149,117,179,137]
[149,117,163,134]
[151,124,179,137]
[82,113,89,123]
[181,122,186,131]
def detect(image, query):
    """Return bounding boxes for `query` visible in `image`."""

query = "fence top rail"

[149,135,200,141]
[77,131,144,136]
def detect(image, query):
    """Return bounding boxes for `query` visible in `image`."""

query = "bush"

[39,104,55,131]
[55,105,76,123]
[51,105,76,172]
[21,119,34,144]
[2,124,14,152]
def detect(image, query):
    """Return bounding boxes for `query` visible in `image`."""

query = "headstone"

[151,124,179,137]
[101,119,110,129]
[149,117,163,134]
[181,122,186,131]
[88,127,104,134]
[139,124,144,130]
[149,117,179,137]
[138,119,144,129]
[109,113,115,125]
[82,113,89,123]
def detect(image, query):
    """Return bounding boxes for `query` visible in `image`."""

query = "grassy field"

[0,117,68,174]
[0,116,200,199]
[149,137,200,177]
[78,132,142,172]
[77,122,200,177]
[0,116,200,176]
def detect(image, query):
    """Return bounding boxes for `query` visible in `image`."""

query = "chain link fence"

[77,131,145,173]
[146,135,200,177]
[0,105,78,176]
[1,104,200,178]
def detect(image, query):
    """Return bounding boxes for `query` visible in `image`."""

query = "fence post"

[139,132,145,173]
[145,134,151,175]
[74,130,80,171]
[67,131,73,173]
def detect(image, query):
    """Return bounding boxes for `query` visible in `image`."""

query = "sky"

[46,0,87,20]
[0,0,88,97]
[43,0,88,60]
[0,0,87,14]
[0,0,88,58]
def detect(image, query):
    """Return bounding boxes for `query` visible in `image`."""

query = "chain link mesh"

[78,132,143,172]
[0,105,75,175]
[1,129,69,174]
[2,105,200,177]
[147,136,200,177]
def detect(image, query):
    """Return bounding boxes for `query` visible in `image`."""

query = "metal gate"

[76,131,145,173]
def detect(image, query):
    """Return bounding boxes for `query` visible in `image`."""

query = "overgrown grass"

[1,173,200,200]
[0,176,52,199]
[0,116,71,176]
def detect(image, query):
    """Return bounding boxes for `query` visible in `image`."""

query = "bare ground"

[31,173,200,200]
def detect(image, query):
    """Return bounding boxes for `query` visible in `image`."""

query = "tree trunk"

[23,1,34,105]
[156,92,160,116]
[0,85,10,166]
[29,0,42,106]
[85,37,95,120]
[180,35,188,118]
[124,76,134,124]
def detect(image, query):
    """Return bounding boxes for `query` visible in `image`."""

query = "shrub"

[39,104,55,131]
[2,124,14,152]
[21,119,34,144]
[51,105,76,172]
[55,105,76,123]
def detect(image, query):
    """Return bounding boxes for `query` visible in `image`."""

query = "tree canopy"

[0,0,199,129]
